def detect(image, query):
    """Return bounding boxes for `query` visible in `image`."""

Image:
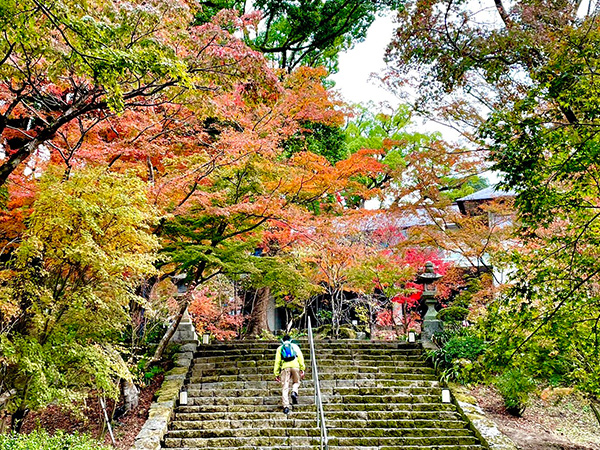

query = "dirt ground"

[20,374,164,449]
[470,385,600,450]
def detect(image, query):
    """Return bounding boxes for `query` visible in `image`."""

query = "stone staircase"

[162,340,486,450]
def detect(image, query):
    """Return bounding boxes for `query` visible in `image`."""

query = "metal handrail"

[307,317,328,450]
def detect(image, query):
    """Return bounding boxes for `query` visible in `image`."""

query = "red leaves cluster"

[188,286,244,341]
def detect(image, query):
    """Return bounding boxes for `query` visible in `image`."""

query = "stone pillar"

[170,307,198,343]
[418,262,443,347]
[422,296,442,345]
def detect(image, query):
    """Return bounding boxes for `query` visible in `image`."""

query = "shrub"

[0,430,111,450]
[337,326,357,339]
[430,333,486,384]
[443,335,486,361]
[495,368,536,417]
[437,306,469,324]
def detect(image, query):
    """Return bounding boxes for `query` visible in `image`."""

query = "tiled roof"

[359,205,460,231]
[455,185,516,202]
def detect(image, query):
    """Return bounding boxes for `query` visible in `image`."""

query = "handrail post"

[308,317,328,450]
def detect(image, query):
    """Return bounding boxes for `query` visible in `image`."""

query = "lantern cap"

[417,261,442,283]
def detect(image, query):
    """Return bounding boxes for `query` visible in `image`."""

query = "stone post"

[170,307,198,343]
[418,262,442,346]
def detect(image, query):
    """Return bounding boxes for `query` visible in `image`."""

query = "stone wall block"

[131,343,197,450]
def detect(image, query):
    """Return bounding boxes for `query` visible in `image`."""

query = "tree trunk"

[246,287,271,338]
[10,406,28,433]
[368,302,376,341]
[331,290,343,339]
[146,283,196,369]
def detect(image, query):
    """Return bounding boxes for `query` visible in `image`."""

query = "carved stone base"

[422,319,443,345]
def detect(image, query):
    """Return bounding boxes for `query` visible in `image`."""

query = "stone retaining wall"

[451,384,518,450]
[130,342,197,450]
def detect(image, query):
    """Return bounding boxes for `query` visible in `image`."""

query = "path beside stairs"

[162,340,486,449]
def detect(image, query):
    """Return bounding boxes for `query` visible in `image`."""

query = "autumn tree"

[386,0,600,391]
[188,276,245,340]
[0,0,274,189]
[143,62,383,348]
[195,0,403,71]
[300,218,369,338]
[0,167,158,431]
[342,103,497,274]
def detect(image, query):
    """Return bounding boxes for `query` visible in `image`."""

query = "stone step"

[192,357,427,367]
[166,446,484,450]
[185,387,316,398]
[192,357,428,365]
[185,395,313,406]
[323,402,458,412]
[190,366,436,377]
[167,427,320,438]
[174,402,458,414]
[189,371,439,383]
[163,436,320,448]
[166,426,474,439]
[328,435,482,446]
[184,393,442,406]
[185,385,441,398]
[170,418,469,430]
[187,378,440,390]
[194,349,424,358]
[163,434,481,448]
[174,409,464,422]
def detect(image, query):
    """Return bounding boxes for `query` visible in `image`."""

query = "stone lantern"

[417,261,442,343]
[170,273,198,343]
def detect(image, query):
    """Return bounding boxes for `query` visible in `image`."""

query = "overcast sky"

[328,16,501,186]
[329,15,398,108]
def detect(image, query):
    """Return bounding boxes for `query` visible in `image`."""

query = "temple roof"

[455,185,516,202]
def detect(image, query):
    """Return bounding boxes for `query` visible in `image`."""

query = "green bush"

[495,368,536,417]
[443,335,486,361]
[0,430,111,450]
[337,326,357,339]
[430,333,486,384]
[437,306,469,324]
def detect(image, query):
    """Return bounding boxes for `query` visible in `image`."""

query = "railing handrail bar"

[308,317,328,450]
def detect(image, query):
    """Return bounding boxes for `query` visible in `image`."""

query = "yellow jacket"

[274,342,305,376]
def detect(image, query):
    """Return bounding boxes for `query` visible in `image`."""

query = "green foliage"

[251,255,321,309]
[481,289,585,392]
[0,430,111,450]
[452,277,484,309]
[443,334,486,362]
[1,0,190,112]
[388,0,600,397]
[196,0,403,71]
[480,25,600,397]
[141,364,164,384]
[0,167,158,420]
[495,368,536,417]
[437,306,469,324]
[283,122,348,164]
[345,104,413,156]
[430,330,486,384]
[317,309,333,322]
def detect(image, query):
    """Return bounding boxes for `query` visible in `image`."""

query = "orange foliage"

[188,286,244,341]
